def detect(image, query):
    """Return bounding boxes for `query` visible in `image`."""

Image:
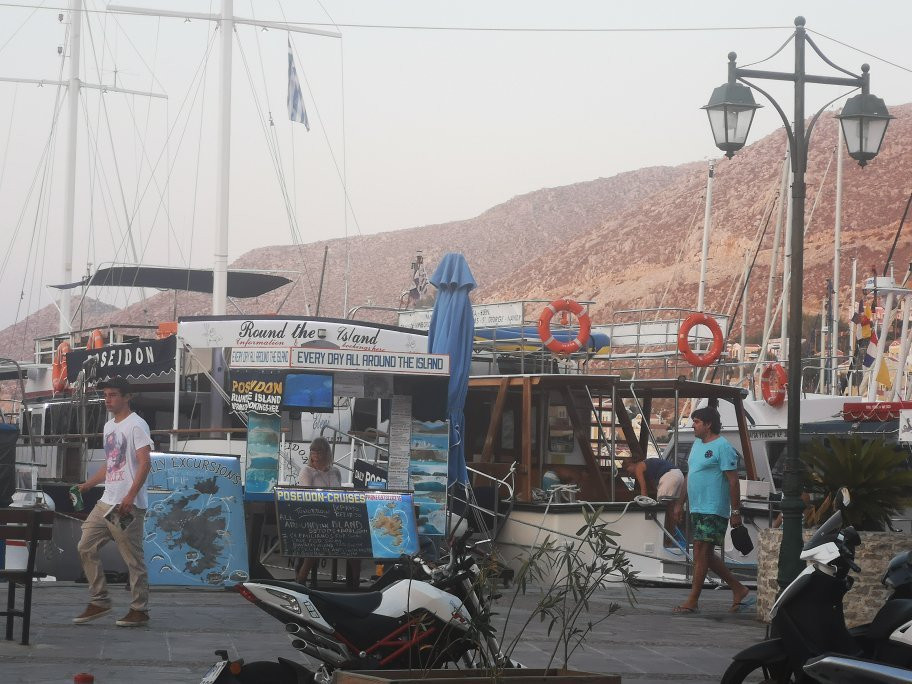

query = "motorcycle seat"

[307,589,384,618]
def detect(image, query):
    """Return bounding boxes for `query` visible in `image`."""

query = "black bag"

[730,523,754,555]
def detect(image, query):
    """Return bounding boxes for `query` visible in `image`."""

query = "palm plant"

[801,437,912,531]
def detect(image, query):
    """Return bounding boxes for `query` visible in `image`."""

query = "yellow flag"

[877,357,893,388]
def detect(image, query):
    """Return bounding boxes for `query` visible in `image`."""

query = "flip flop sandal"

[672,605,699,614]
[730,596,757,613]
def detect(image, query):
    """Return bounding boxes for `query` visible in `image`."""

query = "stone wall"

[757,529,912,626]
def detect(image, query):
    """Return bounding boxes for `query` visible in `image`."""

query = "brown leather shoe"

[115,609,150,627]
[72,604,111,624]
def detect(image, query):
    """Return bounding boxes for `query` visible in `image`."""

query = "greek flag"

[287,40,310,130]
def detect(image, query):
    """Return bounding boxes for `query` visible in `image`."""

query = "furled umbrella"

[427,253,476,486]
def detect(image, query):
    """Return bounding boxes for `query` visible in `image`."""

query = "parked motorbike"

[201,527,517,684]
[804,654,912,684]
[722,489,912,683]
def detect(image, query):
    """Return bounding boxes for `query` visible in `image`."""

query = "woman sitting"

[295,437,342,583]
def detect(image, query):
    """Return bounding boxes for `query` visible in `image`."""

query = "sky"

[0,0,911,331]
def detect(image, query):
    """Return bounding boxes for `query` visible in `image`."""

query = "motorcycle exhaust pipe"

[290,639,348,668]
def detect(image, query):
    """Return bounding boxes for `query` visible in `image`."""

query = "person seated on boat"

[295,437,342,583]
[621,456,684,501]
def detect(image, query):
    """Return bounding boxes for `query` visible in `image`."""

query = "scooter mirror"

[836,487,851,510]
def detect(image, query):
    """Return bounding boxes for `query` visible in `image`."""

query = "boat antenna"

[883,191,912,278]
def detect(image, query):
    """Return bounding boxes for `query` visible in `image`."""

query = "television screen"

[282,373,334,413]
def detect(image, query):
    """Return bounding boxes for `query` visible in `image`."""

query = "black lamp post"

[703,16,892,588]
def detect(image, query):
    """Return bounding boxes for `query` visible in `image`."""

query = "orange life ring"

[537,298,592,355]
[87,329,104,350]
[677,313,724,367]
[52,341,71,392]
[761,363,788,406]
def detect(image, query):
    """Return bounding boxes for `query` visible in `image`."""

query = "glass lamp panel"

[707,108,729,147]
[840,118,862,154]
[860,118,889,155]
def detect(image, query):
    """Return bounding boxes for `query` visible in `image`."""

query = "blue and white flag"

[287,40,310,130]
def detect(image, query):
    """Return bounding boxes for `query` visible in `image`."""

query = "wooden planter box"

[332,669,620,684]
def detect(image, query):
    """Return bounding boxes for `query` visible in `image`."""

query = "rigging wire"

[234,27,318,303]
[653,197,703,314]
[0,83,18,197]
[808,29,912,76]
[0,0,45,56]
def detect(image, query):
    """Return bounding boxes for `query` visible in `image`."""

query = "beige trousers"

[77,500,149,612]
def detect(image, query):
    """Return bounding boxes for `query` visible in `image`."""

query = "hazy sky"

[1,0,911,330]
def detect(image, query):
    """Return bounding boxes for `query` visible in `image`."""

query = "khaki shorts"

[656,468,685,500]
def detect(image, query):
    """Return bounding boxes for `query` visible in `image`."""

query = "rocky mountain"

[4,103,912,361]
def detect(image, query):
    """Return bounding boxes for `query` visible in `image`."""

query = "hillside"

[3,103,912,360]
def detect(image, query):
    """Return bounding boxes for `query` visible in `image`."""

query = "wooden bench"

[0,508,55,645]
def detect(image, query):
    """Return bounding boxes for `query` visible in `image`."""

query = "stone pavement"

[0,581,766,683]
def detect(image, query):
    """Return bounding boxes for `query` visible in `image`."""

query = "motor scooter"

[804,654,912,684]
[722,489,912,683]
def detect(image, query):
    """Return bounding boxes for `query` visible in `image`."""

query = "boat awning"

[51,266,292,298]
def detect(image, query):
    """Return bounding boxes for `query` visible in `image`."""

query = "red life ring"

[761,363,788,406]
[87,329,104,350]
[537,298,592,355]
[52,341,71,392]
[677,313,724,367]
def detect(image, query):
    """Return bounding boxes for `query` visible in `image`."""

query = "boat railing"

[457,462,516,545]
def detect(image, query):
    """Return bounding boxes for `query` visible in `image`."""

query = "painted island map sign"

[275,487,419,559]
[144,453,249,586]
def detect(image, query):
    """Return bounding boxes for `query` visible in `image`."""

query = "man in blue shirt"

[671,403,752,613]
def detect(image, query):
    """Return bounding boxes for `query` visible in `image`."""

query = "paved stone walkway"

[0,581,766,683]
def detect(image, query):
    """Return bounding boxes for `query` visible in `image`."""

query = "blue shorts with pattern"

[691,512,728,546]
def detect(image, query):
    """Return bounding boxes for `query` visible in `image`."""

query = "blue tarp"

[473,325,609,353]
[427,254,476,486]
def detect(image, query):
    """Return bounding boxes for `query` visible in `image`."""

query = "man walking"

[672,402,752,614]
[73,377,153,627]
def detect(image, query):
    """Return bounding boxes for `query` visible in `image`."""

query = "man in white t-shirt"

[73,377,154,627]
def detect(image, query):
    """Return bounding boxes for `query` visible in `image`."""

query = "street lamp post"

[703,17,892,588]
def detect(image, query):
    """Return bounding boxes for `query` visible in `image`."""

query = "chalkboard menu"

[275,487,420,559]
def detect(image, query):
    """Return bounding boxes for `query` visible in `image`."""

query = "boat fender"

[537,298,591,355]
[677,313,724,367]
[86,329,104,350]
[760,363,788,406]
[51,341,71,393]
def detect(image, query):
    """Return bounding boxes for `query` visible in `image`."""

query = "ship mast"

[0,0,165,334]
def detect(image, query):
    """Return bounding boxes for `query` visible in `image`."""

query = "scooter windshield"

[803,510,842,551]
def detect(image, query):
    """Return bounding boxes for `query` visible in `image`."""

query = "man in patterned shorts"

[671,402,752,614]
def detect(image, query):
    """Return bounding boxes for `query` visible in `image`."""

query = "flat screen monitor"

[282,373,334,413]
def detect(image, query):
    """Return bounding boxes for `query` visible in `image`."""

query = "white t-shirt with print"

[99,412,154,509]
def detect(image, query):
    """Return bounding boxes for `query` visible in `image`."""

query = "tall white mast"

[780,164,794,362]
[697,162,714,312]
[831,124,844,391]
[212,0,234,316]
[759,147,789,368]
[59,0,83,334]
[739,250,749,384]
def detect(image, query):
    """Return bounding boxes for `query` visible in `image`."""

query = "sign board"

[387,395,412,488]
[66,335,176,383]
[229,369,285,415]
[228,347,449,376]
[145,453,249,586]
[274,487,419,559]
[245,413,281,501]
[353,459,388,489]
[398,301,524,331]
[900,410,912,444]
[409,419,449,536]
[178,318,428,353]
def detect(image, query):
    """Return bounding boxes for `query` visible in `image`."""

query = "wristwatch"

[730,509,741,516]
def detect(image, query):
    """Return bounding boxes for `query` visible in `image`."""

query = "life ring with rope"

[677,313,724,367]
[52,341,71,392]
[760,363,788,406]
[87,329,104,350]
[537,298,592,355]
